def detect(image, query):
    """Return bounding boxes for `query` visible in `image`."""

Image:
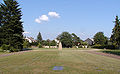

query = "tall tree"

[93,32,108,46]
[0,0,23,51]
[50,40,57,46]
[110,16,120,48]
[71,33,82,46]
[37,32,42,43]
[57,32,73,48]
[0,7,2,27]
[0,4,3,46]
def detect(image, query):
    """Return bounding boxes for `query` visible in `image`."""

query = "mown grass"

[0,49,120,74]
[101,50,120,56]
[34,48,92,50]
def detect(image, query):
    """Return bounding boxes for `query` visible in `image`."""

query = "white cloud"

[35,18,41,24]
[35,12,60,24]
[48,12,60,18]
[39,15,49,21]
[35,15,49,24]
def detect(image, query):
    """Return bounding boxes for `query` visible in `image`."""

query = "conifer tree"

[110,16,120,49]
[0,0,23,51]
[37,32,43,43]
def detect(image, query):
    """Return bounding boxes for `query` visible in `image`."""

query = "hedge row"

[92,45,116,49]
[102,50,120,56]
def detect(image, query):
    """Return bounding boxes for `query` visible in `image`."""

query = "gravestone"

[58,42,62,50]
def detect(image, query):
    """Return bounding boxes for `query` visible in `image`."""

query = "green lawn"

[0,48,120,74]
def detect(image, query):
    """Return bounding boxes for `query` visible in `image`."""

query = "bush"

[10,47,19,52]
[91,44,104,49]
[92,44,116,49]
[105,45,116,49]
[30,42,38,46]
[78,45,82,48]
[1,44,10,51]
[23,40,30,48]
[50,40,57,46]
[102,50,120,56]
[38,43,42,48]
[0,48,3,52]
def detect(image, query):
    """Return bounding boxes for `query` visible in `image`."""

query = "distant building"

[25,37,37,43]
[85,38,94,45]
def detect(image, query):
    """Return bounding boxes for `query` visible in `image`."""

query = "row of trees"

[57,32,83,48]
[93,16,120,49]
[37,32,57,47]
[0,0,23,52]
[55,16,120,49]
[36,32,83,48]
[0,0,119,51]
[24,15,120,49]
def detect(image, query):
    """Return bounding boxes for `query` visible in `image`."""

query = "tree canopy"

[37,32,42,43]
[0,0,23,51]
[110,16,120,48]
[57,32,73,48]
[93,32,108,46]
[71,33,82,46]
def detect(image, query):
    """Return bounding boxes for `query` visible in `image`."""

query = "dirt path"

[86,51,120,60]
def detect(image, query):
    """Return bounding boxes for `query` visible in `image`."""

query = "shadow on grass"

[22,48,32,51]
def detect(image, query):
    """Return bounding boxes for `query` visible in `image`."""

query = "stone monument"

[58,42,62,50]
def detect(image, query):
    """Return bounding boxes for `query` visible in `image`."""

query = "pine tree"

[110,16,120,49]
[37,32,42,43]
[0,15,1,27]
[0,4,4,46]
[0,0,23,51]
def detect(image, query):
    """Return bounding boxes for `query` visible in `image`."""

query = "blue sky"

[1,0,120,40]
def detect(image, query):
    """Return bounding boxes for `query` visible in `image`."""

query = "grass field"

[0,48,120,74]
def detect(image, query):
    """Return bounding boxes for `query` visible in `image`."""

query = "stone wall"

[43,46,57,48]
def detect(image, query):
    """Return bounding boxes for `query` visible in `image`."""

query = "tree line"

[36,16,120,49]
[92,16,120,49]
[0,0,120,52]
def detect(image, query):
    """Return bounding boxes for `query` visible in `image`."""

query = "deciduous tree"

[57,32,73,48]
[93,32,108,46]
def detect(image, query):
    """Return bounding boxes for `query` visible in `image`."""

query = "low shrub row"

[92,44,116,49]
[102,50,120,56]
[0,44,21,52]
